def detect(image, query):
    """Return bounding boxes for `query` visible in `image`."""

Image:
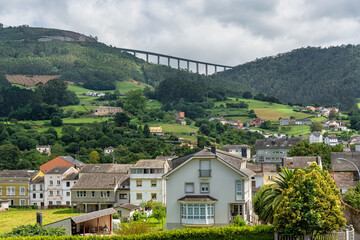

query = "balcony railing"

[199,169,211,178]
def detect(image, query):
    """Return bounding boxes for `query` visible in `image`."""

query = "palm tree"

[253,167,296,224]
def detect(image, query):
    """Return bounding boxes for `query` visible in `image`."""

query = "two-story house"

[71,163,133,213]
[279,118,289,126]
[29,176,44,207]
[324,134,339,146]
[164,147,255,230]
[0,170,43,206]
[221,145,251,158]
[129,159,170,205]
[44,166,78,206]
[254,137,301,163]
[309,131,323,144]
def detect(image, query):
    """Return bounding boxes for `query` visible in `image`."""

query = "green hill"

[216,45,360,110]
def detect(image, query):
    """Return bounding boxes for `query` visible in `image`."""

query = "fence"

[274,225,354,240]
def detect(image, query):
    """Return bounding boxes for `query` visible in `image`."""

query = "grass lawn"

[0,208,81,234]
[147,100,163,109]
[148,123,198,134]
[116,81,148,94]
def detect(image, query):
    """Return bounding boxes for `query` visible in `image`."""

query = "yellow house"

[149,126,163,135]
[0,170,43,206]
[94,106,123,116]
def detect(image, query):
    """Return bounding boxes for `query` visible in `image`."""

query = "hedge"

[0,225,274,240]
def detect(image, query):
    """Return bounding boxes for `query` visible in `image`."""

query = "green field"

[214,98,312,121]
[147,123,199,142]
[0,208,80,234]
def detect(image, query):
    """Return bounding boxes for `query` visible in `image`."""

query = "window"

[151,193,157,200]
[66,182,70,187]
[66,201,70,205]
[185,183,194,193]
[40,193,43,198]
[66,192,70,196]
[77,191,86,197]
[56,201,61,205]
[49,201,53,205]
[151,180,157,187]
[40,185,43,191]
[20,187,26,196]
[236,180,242,200]
[136,180,142,187]
[0,187,2,195]
[136,193,142,200]
[56,190,60,196]
[33,193,36,199]
[91,191,95,197]
[119,194,127,199]
[181,204,214,222]
[100,191,110,197]
[199,160,211,177]
[49,180,53,185]
[49,191,53,196]
[131,169,143,174]
[33,185,36,191]
[200,183,209,193]
[20,199,26,206]
[144,169,149,174]
[56,180,61,186]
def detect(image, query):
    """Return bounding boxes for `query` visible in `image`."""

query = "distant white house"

[164,147,255,230]
[36,145,51,156]
[222,145,251,158]
[104,146,115,155]
[309,132,323,144]
[324,134,338,146]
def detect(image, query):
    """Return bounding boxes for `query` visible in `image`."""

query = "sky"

[1,0,360,66]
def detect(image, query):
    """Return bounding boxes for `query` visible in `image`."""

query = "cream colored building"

[94,106,123,116]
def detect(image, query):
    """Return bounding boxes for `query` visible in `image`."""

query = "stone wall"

[341,199,360,233]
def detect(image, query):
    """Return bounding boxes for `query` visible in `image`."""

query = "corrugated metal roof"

[71,208,117,224]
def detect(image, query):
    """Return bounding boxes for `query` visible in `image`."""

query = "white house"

[36,145,51,156]
[129,159,170,205]
[29,176,44,207]
[44,166,78,206]
[104,147,115,155]
[222,145,251,158]
[164,147,255,230]
[309,132,323,144]
[324,134,338,146]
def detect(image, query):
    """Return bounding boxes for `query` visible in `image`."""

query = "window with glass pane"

[200,183,209,193]
[181,204,214,221]
[236,180,242,199]
[20,187,25,195]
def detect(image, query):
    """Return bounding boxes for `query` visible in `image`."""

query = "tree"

[310,122,323,132]
[88,151,100,164]
[143,124,151,138]
[114,112,130,127]
[273,163,346,236]
[152,207,166,225]
[242,91,253,99]
[343,181,360,210]
[51,116,62,127]
[328,110,339,120]
[123,90,147,115]
[0,144,21,170]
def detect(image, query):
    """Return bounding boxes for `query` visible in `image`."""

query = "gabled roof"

[165,148,255,178]
[310,131,322,137]
[117,203,140,210]
[63,172,79,180]
[283,156,322,169]
[31,176,44,184]
[222,145,250,150]
[59,156,84,167]
[254,137,301,149]
[0,170,39,179]
[71,173,126,190]
[46,166,73,175]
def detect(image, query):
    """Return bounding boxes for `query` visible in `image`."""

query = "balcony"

[199,169,211,178]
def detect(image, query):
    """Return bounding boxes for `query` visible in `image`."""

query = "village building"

[0,170,43,206]
[40,156,84,173]
[279,118,289,126]
[129,159,170,205]
[44,166,79,206]
[254,137,301,163]
[324,134,339,146]
[149,126,163,136]
[222,145,251,158]
[94,106,123,116]
[164,147,255,230]
[29,176,45,207]
[309,131,323,144]
[36,145,51,156]
[104,147,115,155]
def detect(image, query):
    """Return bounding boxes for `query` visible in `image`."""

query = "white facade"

[36,145,51,156]
[44,167,78,206]
[165,155,253,230]
[29,180,44,207]
[324,135,338,146]
[309,132,323,144]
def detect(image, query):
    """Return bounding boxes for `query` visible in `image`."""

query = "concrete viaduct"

[116,47,233,75]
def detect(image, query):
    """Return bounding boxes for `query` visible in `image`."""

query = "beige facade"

[94,107,123,116]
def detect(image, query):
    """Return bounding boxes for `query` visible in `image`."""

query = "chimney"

[36,211,43,227]
[210,144,216,154]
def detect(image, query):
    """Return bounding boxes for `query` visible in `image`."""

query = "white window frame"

[20,199,26,206]
[236,180,242,200]
[0,187,2,195]
[49,191,53,196]
[56,180,61,186]
[49,180,53,186]
[200,183,210,193]
[185,183,194,193]
[181,204,214,223]
[77,191,86,197]
[7,186,15,196]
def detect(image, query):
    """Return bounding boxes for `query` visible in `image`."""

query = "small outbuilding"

[0,200,9,211]
[114,203,140,221]
[44,208,117,236]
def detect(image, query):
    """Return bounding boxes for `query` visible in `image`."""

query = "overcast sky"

[1,0,360,66]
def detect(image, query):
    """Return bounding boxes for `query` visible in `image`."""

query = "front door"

[230,204,243,221]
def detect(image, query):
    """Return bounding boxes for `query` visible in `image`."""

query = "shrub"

[115,221,153,235]
[1,224,65,237]
[344,181,360,210]
[231,215,247,227]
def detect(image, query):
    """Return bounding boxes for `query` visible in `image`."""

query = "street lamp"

[336,158,360,179]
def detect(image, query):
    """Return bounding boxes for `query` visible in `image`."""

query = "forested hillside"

[216,45,360,110]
